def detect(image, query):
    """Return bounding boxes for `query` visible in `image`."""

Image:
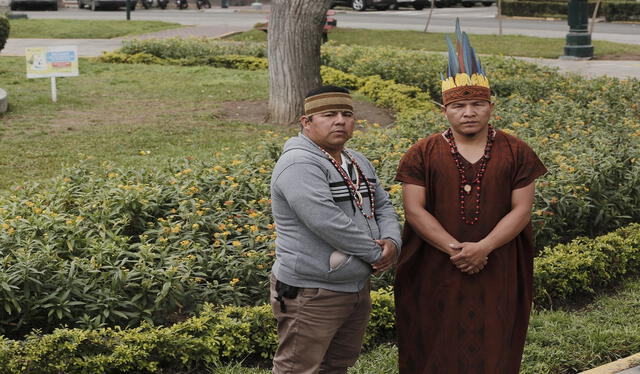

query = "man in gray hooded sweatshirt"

[269,85,402,374]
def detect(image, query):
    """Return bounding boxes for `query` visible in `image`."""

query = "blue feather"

[462,32,472,76]
[476,51,485,75]
[469,46,479,75]
[445,35,458,77]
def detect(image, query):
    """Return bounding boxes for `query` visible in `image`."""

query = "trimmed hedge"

[501,0,640,21]
[0,288,394,374]
[0,16,9,53]
[534,223,640,308]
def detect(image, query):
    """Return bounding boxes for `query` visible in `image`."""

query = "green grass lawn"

[229,28,640,60]
[0,56,282,190]
[8,19,184,39]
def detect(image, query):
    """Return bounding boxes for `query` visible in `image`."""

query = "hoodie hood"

[282,132,335,159]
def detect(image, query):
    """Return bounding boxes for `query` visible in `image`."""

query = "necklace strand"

[316,147,376,220]
[444,125,495,225]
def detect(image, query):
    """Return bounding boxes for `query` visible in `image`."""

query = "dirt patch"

[594,53,640,61]
[213,99,395,126]
[49,99,395,132]
[50,105,166,132]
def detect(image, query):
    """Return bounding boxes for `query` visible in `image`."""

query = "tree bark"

[267,0,332,126]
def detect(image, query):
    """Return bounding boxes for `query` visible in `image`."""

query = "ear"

[300,115,312,131]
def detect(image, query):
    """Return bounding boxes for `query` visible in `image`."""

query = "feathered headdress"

[441,18,491,106]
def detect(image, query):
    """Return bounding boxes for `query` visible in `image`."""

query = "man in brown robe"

[394,19,547,374]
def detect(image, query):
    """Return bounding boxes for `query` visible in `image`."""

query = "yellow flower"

[108,172,118,178]
[194,277,204,283]
[7,228,14,235]
[1,223,9,229]
[33,208,43,214]
[225,176,235,181]
[224,200,234,206]
[231,160,242,166]
[249,225,258,232]
[230,278,240,286]
[213,240,221,247]
[257,264,265,270]
[159,237,168,243]
[171,225,181,234]
[230,183,239,188]
[218,223,226,230]
[63,177,72,183]
[232,241,242,247]
[196,210,204,216]
[389,184,402,195]
[180,240,191,247]
[248,212,259,218]
[192,224,200,230]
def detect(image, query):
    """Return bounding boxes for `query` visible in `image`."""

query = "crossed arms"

[402,181,536,274]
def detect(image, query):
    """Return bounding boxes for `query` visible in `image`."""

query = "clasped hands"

[372,239,398,275]
[448,242,491,275]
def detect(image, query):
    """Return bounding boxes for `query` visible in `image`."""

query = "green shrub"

[120,38,267,60]
[534,223,640,308]
[0,16,9,53]
[0,290,393,373]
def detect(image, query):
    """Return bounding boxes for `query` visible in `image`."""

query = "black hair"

[305,85,350,99]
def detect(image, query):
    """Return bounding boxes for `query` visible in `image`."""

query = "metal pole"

[126,0,131,20]
[424,0,435,32]
[589,0,601,34]
[497,0,503,36]
[562,0,593,59]
[51,76,57,103]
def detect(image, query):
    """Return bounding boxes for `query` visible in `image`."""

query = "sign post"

[25,46,79,102]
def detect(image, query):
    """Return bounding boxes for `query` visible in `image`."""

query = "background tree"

[267,0,332,125]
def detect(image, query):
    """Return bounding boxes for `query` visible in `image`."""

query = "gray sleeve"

[273,162,382,264]
[371,168,403,253]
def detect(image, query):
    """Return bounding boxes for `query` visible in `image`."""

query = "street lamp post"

[562,0,593,59]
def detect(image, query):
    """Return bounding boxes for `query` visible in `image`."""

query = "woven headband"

[304,92,353,116]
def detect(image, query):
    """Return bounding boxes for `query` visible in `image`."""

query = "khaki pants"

[270,275,371,374]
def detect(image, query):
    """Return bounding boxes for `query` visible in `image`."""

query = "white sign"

[26,46,79,79]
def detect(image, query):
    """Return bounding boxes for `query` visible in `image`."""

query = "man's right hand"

[372,239,397,275]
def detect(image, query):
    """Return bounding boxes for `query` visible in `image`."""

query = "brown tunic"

[394,129,547,374]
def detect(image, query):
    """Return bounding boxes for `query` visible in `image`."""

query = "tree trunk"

[267,0,332,126]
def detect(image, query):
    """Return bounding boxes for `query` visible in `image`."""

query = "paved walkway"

[2,6,640,80]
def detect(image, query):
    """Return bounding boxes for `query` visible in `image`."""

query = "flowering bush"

[2,40,640,337]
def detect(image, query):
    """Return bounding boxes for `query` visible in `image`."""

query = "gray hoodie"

[270,133,402,292]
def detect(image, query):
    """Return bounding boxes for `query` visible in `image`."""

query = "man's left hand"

[449,242,491,274]
[372,239,398,275]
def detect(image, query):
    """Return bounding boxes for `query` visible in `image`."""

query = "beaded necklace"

[444,125,495,225]
[316,146,376,220]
